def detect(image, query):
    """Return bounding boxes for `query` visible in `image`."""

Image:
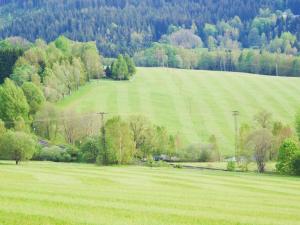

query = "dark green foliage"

[0,0,297,57]
[0,47,23,83]
[34,146,70,162]
[33,145,79,162]
[291,152,300,176]
[80,137,99,163]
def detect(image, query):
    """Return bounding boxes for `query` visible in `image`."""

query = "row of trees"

[134,43,300,76]
[10,36,104,102]
[81,116,178,165]
[0,112,180,165]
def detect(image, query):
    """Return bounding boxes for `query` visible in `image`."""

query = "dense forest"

[0,0,299,56]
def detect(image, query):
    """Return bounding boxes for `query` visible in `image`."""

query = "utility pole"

[97,112,108,164]
[232,110,239,162]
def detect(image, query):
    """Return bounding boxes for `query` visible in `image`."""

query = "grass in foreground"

[58,68,300,155]
[0,161,300,225]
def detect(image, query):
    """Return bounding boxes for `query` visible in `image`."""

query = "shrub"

[227,161,236,171]
[33,145,78,162]
[276,139,299,174]
[173,164,183,169]
[145,157,169,167]
[79,137,99,163]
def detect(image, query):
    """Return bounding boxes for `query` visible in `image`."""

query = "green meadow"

[0,161,300,225]
[58,67,300,155]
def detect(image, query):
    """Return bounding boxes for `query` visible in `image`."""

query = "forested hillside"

[0,0,299,56]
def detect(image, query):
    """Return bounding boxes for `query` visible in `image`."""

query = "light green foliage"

[135,44,300,76]
[111,55,129,80]
[54,36,72,56]
[271,122,293,160]
[72,41,104,80]
[58,68,300,155]
[98,117,135,165]
[129,115,153,158]
[11,63,37,85]
[276,139,299,174]
[0,131,36,164]
[21,82,45,115]
[268,32,298,55]
[0,119,6,137]
[204,23,218,37]
[0,78,29,126]
[12,36,103,102]
[124,55,136,76]
[14,116,29,133]
[33,146,76,162]
[33,103,59,140]
[227,161,236,171]
[1,162,300,224]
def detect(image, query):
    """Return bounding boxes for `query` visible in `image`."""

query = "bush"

[276,139,299,174]
[173,164,183,169]
[33,145,78,162]
[79,137,99,163]
[180,143,215,162]
[227,161,236,171]
[145,158,169,167]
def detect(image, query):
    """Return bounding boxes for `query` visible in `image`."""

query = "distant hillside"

[58,67,300,155]
[0,0,299,56]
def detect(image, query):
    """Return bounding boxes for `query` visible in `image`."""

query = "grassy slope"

[58,67,300,155]
[0,161,300,225]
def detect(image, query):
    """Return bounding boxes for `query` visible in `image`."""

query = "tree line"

[0,0,299,56]
[134,43,300,76]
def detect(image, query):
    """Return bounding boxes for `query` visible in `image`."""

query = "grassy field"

[0,161,300,225]
[58,67,300,155]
